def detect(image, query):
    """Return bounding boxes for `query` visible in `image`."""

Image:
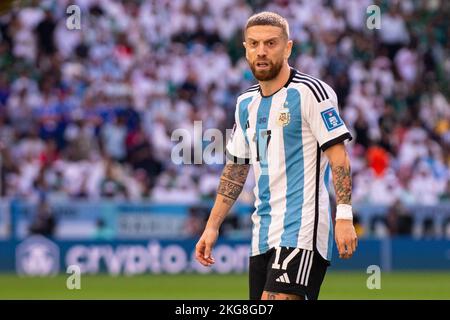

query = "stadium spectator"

[386,199,413,236]
[100,115,128,163]
[99,158,128,199]
[28,197,56,237]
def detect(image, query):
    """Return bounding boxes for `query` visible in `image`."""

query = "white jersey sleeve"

[225,98,251,163]
[302,83,352,151]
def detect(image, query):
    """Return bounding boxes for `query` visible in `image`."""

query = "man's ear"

[243,42,250,60]
[285,40,293,59]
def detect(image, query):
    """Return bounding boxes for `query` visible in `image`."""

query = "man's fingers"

[339,240,346,254]
[204,243,213,260]
[341,244,351,259]
[337,238,355,259]
[351,237,357,252]
[195,229,219,267]
[345,241,353,257]
[195,242,203,257]
[195,241,215,266]
[339,246,348,259]
[335,238,342,254]
[195,241,210,266]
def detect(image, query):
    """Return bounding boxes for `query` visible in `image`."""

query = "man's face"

[244,25,292,81]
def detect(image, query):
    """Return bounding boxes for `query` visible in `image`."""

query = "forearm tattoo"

[331,164,352,205]
[222,163,250,184]
[217,163,250,205]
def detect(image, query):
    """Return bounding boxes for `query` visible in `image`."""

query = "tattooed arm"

[325,143,352,205]
[324,143,357,259]
[195,161,250,266]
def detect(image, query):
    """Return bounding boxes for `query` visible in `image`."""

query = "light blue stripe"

[236,97,252,252]
[324,164,330,190]
[325,164,334,261]
[238,97,252,144]
[280,88,304,247]
[256,96,273,253]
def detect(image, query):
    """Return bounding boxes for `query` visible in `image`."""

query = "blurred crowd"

[0,0,449,207]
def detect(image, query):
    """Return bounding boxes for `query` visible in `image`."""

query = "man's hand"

[195,227,219,267]
[335,219,358,259]
[195,162,250,267]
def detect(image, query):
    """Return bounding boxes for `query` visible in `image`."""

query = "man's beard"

[249,59,283,81]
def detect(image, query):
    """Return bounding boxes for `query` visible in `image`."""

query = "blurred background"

[0,0,449,299]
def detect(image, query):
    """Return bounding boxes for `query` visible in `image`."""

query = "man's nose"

[256,43,267,57]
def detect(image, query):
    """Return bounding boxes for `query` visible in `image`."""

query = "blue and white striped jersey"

[226,68,352,261]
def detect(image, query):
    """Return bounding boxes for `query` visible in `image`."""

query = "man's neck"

[259,63,291,97]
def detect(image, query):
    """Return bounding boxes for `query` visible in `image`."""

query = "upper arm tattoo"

[217,163,250,205]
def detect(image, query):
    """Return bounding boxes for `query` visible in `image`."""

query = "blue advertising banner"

[0,237,449,275]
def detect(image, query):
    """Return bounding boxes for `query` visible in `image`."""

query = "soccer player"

[195,12,357,300]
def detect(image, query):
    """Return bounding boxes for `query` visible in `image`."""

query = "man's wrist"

[205,218,222,232]
[336,204,353,221]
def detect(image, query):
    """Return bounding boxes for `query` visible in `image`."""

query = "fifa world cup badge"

[277,103,290,127]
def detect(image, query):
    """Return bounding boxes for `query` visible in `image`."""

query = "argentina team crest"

[277,103,290,127]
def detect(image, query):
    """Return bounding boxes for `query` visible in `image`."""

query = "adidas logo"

[275,273,290,284]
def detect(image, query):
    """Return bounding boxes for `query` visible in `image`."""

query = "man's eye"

[268,41,275,46]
